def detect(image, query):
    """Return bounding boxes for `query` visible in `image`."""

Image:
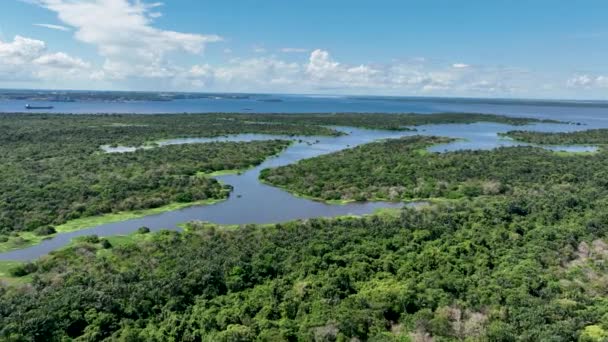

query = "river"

[0,96,607,260]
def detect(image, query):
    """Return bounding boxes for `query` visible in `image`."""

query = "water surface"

[1,97,607,260]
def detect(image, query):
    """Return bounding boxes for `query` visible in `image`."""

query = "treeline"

[0,140,289,237]
[503,129,608,145]
[0,112,545,157]
[215,112,554,131]
[1,185,607,341]
[261,135,608,202]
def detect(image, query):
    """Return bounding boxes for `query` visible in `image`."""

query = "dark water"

[0,96,607,261]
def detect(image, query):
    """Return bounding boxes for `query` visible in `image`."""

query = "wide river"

[1,96,607,261]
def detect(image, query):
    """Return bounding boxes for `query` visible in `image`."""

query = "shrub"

[137,227,151,234]
[34,226,57,236]
[9,263,37,277]
[78,235,100,244]
[100,239,112,249]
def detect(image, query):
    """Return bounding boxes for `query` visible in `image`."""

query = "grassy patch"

[0,198,227,253]
[0,261,31,286]
[55,198,226,234]
[198,169,245,177]
[551,149,600,157]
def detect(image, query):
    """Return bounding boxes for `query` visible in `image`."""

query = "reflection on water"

[0,118,602,261]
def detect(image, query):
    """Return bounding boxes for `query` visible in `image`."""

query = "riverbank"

[0,198,227,253]
[0,140,292,254]
[0,205,416,286]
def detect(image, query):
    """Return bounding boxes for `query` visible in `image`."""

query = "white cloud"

[32,0,222,80]
[280,47,309,53]
[0,35,46,64]
[567,74,608,88]
[33,23,70,31]
[172,49,518,95]
[307,49,341,79]
[214,57,301,86]
[452,63,470,69]
[0,35,90,81]
[253,45,267,53]
[0,31,535,95]
[34,52,89,69]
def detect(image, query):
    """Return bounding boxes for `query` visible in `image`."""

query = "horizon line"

[0,87,606,104]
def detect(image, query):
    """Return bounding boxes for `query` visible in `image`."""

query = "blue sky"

[1,0,607,99]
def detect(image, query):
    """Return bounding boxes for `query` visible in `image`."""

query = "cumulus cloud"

[34,52,89,69]
[33,23,71,31]
[307,49,342,79]
[0,35,90,81]
[0,30,530,95]
[174,49,519,95]
[31,0,222,80]
[0,35,46,64]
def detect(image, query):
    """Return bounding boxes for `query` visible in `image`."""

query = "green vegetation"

[52,198,225,233]
[0,261,30,286]
[261,135,608,202]
[0,139,290,248]
[0,113,546,236]
[220,112,556,131]
[502,129,608,145]
[2,186,608,340]
[4,113,600,341]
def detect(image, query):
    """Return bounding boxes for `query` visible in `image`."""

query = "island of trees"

[502,129,608,145]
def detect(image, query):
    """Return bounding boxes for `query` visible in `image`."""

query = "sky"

[0,0,607,99]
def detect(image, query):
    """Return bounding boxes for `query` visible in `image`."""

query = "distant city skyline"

[1,0,607,99]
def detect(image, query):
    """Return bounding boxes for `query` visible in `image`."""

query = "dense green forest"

[2,184,608,341]
[215,112,555,131]
[503,129,608,145]
[260,135,608,202]
[0,112,547,237]
[3,115,606,341]
[0,140,290,235]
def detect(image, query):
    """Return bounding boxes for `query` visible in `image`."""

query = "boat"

[25,104,54,110]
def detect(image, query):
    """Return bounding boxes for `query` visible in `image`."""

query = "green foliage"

[214,112,551,131]
[580,325,608,342]
[0,112,546,237]
[0,113,292,235]
[503,129,608,145]
[78,235,101,244]
[33,225,56,236]
[2,182,608,340]
[100,239,112,249]
[8,262,37,277]
[261,135,607,202]
[0,113,595,341]
[137,226,151,234]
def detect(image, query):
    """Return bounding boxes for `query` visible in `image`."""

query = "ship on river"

[25,104,54,110]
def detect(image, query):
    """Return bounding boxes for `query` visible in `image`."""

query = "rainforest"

[1,112,608,342]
